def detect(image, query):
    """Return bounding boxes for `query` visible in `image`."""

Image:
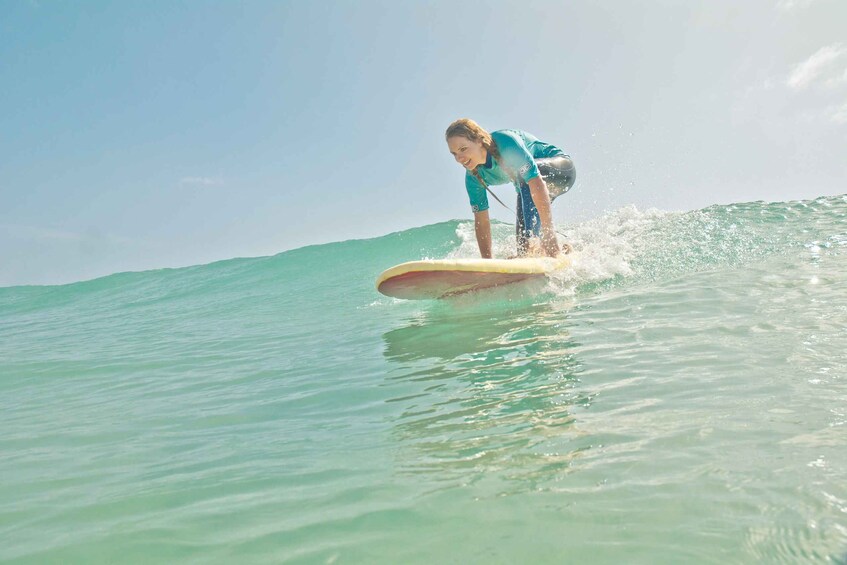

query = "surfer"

[446,118,575,258]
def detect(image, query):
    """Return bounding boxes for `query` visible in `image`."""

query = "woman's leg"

[536,155,576,201]
[516,193,528,256]
[516,183,541,256]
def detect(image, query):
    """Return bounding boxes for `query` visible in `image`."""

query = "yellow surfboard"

[376,256,571,300]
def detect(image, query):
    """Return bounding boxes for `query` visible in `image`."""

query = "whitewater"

[1,195,846,563]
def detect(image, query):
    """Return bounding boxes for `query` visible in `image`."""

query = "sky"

[1,0,845,286]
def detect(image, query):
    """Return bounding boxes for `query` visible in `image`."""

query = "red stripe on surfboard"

[378,269,542,299]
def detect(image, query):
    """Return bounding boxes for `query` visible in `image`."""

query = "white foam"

[448,206,675,293]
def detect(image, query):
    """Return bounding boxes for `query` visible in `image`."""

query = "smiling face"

[447,135,487,171]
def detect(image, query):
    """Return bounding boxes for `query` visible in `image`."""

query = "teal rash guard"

[465,129,564,213]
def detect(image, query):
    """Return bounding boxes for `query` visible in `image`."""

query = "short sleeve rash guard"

[464,129,563,213]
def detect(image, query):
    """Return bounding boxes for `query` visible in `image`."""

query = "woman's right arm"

[473,209,493,258]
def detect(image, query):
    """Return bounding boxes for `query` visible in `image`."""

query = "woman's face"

[447,135,487,170]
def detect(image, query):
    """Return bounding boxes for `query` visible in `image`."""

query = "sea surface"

[2,195,847,564]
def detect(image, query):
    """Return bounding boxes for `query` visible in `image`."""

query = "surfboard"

[376,256,571,300]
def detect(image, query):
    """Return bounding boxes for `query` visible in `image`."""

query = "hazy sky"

[2,0,845,286]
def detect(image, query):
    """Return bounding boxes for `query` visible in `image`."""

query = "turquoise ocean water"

[2,195,847,563]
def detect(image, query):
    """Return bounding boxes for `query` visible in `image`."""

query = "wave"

[2,195,845,311]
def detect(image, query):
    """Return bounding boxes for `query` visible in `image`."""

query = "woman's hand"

[527,176,561,257]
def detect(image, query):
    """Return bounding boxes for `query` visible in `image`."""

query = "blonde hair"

[445,118,500,160]
[445,118,501,192]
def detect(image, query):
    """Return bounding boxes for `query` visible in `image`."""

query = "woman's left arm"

[527,176,560,257]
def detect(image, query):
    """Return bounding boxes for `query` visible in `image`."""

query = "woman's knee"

[538,156,575,200]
